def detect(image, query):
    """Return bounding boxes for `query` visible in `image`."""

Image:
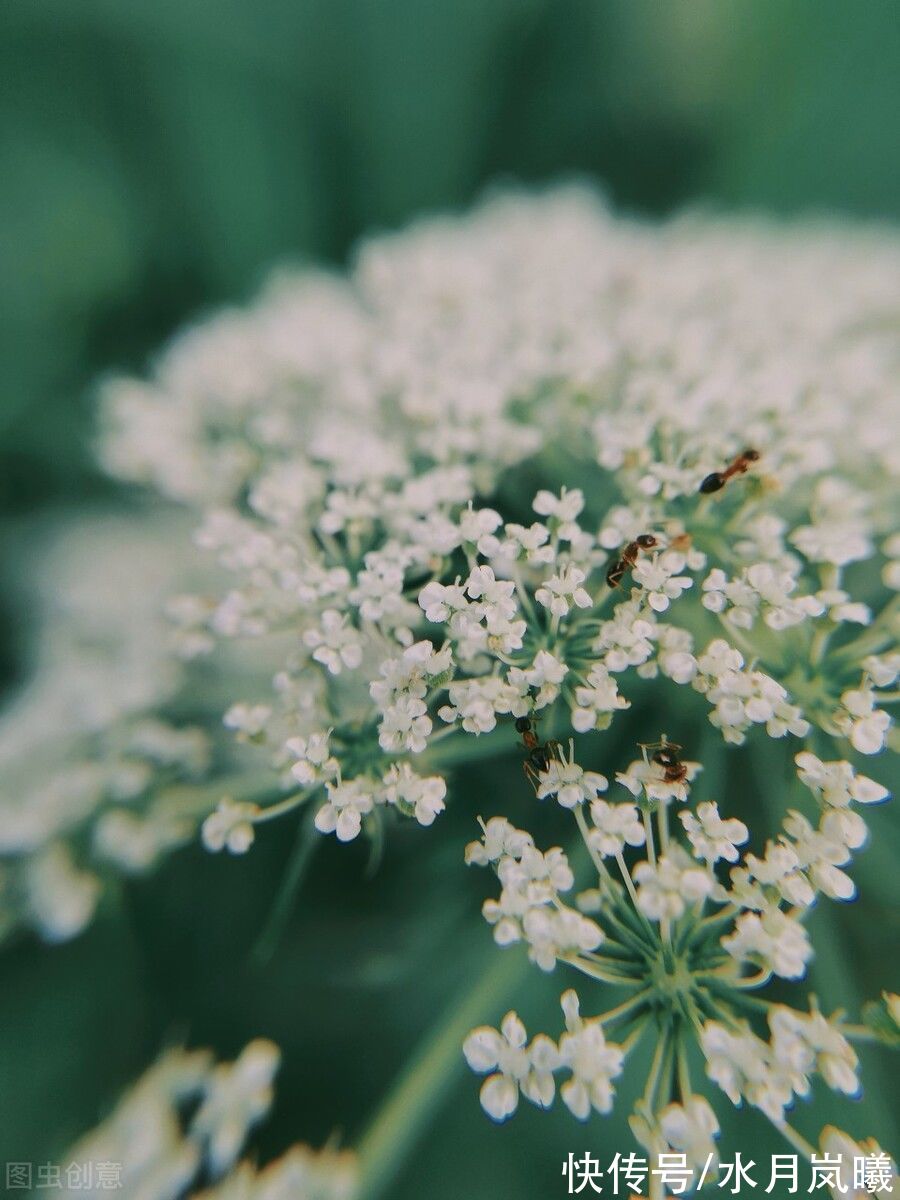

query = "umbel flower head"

[3,187,896,1187]
[89,187,896,867]
[463,743,897,1186]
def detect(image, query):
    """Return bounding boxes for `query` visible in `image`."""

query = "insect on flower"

[699,447,761,494]
[515,714,562,791]
[604,533,659,588]
[639,735,688,785]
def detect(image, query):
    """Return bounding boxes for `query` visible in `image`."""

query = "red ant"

[699,448,760,495]
[605,533,658,588]
[639,737,688,785]
[515,714,562,791]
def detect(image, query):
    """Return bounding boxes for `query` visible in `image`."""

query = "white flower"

[302,610,364,675]
[632,550,693,612]
[833,686,891,755]
[722,909,812,980]
[533,487,585,539]
[285,731,338,786]
[700,1022,795,1122]
[314,778,375,842]
[782,810,860,901]
[464,564,518,618]
[381,763,446,827]
[790,480,873,566]
[572,663,630,732]
[680,801,748,864]
[535,564,593,617]
[557,990,624,1118]
[817,587,871,625]
[191,1039,281,1174]
[863,651,900,688]
[502,521,555,565]
[694,640,810,743]
[223,703,272,740]
[26,844,101,943]
[769,1005,859,1097]
[458,502,503,555]
[378,695,432,754]
[795,751,890,808]
[463,1012,559,1122]
[201,798,259,855]
[594,601,656,671]
[418,578,468,623]
[702,563,824,629]
[744,840,815,907]
[438,677,508,734]
[658,1096,720,1169]
[587,800,646,858]
[536,740,608,809]
[521,905,604,971]
[819,1127,897,1200]
[465,817,534,866]
[633,846,713,921]
[507,653,568,714]
[616,755,700,805]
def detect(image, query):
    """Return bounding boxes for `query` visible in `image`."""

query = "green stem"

[597,987,653,1027]
[252,786,316,824]
[355,951,528,1200]
[772,1119,815,1160]
[154,770,285,819]
[642,1028,670,1111]
[840,1025,883,1044]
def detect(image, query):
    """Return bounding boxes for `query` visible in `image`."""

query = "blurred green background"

[1,0,899,1194]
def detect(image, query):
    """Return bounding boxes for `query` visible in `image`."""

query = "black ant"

[699,448,760,495]
[515,714,562,791]
[605,533,658,588]
[639,736,688,785]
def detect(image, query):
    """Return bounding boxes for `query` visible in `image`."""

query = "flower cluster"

[60,1039,356,1199]
[464,740,896,1184]
[87,187,897,868]
[0,515,214,943]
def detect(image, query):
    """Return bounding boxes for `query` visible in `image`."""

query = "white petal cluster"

[680,801,748,864]
[704,1007,858,1122]
[84,188,894,868]
[535,740,609,809]
[633,846,714,921]
[571,663,630,732]
[721,908,813,980]
[702,563,825,630]
[60,1040,356,1200]
[557,989,625,1118]
[202,799,260,855]
[656,1097,720,1170]
[768,1005,859,1098]
[463,1012,558,1122]
[693,640,810,744]
[795,751,890,809]
[469,821,603,971]
[464,991,626,1125]
[587,799,646,858]
[832,684,891,755]
[0,516,213,943]
[631,550,694,613]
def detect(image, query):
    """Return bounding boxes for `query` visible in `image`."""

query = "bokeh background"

[1,1,899,1194]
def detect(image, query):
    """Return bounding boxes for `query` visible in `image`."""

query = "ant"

[515,714,562,791]
[605,533,658,588]
[639,736,688,785]
[699,448,760,495]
